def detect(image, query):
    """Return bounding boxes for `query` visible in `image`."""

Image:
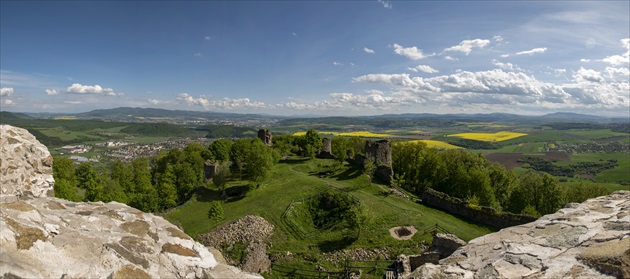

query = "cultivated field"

[449,131,528,142]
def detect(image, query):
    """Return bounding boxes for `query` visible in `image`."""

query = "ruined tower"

[257,129,273,146]
[364,139,393,183]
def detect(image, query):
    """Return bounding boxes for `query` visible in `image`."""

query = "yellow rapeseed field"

[292,131,391,137]
[448,131,527,142]
[401,140,460,149]
[53,116,77,120]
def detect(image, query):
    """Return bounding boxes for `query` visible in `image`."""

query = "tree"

[52,156,79,201]
[230,138,252,177]
[75,163,101,202]
[331,137,349,165]
[363,158,376,185]
[155,165,178,210]
[130,158,158,212]
[208,201,224,223]
[110,160,135,201]
[298,129,322,158]
[209,139,233,162]
[245,138,276,183]
[212,161,232,191]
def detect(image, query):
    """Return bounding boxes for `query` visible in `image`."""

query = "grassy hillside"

[165,158,493,272]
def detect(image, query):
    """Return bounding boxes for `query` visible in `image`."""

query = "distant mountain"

[72,107,283,121]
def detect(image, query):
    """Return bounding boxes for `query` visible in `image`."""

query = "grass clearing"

[165,158,492,270]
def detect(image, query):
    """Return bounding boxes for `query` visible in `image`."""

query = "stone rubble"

[0,125,261,279]
[197,215,275,274]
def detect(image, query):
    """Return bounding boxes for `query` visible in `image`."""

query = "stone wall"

[0,125,55,201]
[421,188,537,230]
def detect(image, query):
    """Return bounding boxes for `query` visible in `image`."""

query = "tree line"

[392,141,610,216]
[53,137,279,212]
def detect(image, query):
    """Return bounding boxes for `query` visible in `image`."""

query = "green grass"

[165,158,493,272]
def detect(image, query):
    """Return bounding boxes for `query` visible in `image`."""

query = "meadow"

[165,158,492,272]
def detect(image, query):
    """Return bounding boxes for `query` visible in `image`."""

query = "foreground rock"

[0,125,260,278]
[411,191,630,279]
[0,125,54,200]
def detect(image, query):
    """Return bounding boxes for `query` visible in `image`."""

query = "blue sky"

[1,1,629,116]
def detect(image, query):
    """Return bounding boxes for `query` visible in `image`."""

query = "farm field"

[449,131,528,142]
[402,139,460,149]
[293,131,392,138]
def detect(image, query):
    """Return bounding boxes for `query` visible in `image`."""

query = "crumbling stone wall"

[204,160,218,179]
[257,129,272,146]
[422,188,537,230]
[364,140,393,183]
[317,138,334,159]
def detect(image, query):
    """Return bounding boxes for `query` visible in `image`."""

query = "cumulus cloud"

[602,38,630,66]
[333,61,343,66]
[44,89,60,95]
[392,44,429,60]
[444,39,490,55]
[363,47,375,54]
[176,93,268,110]
[377,0,392,9]
[0,87,14,96]
[574,67,605,83]
[491,59,523,72]
[3,99,14,106]
[408,65,439,73]
[66,83,123,96]
[516,47,547,56]
[444,56,458,61]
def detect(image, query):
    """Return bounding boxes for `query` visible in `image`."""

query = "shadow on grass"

[318,235,358,253]
[279,158,312,165]
[195,185,250,203]
[330,165,363,181]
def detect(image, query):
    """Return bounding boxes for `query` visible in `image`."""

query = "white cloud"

[66,83,123,96]
[491,59,523,72]
[333,61,343,66]
[602,38,630,66]
[573,67,605,83]
[444,39,490,55]
[363,47,375,54]
[580,59,591,62]
[176,93,268,110]
[500,54,510,58]
[44,89,60,95]
[377,0,392,9]
[194,53,203,57]
[444,56,458,61]
[147,99,169,105]
[516,47,547,56]
[4,99,14,106]
[493,36,504,42]
[392,44,429,60]
[408,65,439,73]
[0,87,14,96]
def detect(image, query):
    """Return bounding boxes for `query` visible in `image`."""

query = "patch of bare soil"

[484,153,524,170]
[389,226,418,240]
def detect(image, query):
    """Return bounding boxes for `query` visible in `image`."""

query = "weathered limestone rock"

[409,191,630,279]
[0,125,54,201]
[0,125,261,279]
